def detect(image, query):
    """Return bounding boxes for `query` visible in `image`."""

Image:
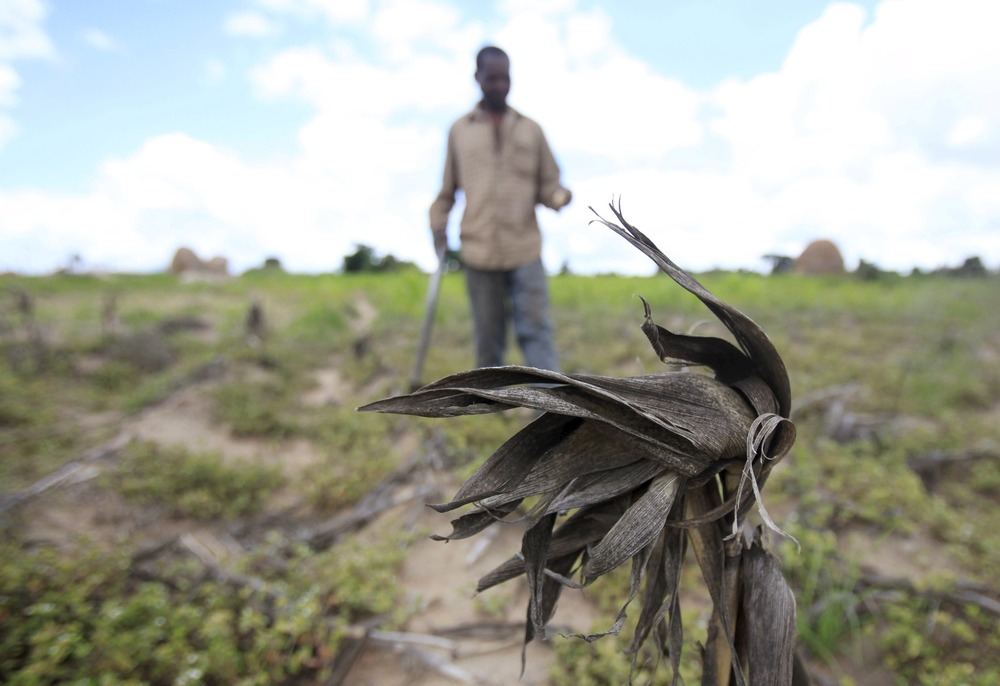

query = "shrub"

[0,543,349,685]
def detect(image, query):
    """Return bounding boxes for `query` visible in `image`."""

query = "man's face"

[476,54,510,112]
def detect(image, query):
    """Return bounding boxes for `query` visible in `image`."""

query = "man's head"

[475,46,510,113]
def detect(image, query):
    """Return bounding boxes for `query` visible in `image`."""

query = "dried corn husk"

[360,203,802,685]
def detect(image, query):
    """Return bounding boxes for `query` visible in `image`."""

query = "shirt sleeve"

[429,125,459,232]
[536,128,569,211]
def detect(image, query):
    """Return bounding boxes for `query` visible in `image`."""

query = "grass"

[301,407,401,512]
[1,266,999,683]
[111,441,285,520]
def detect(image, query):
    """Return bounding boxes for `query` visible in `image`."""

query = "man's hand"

[553,188,572,210]
[432,228,448,257]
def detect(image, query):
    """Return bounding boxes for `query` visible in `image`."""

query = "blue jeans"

[464,259,559,371]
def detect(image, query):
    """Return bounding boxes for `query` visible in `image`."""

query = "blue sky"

[1,0,998,275]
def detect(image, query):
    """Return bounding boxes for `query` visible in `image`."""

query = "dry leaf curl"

[360,203,801,685]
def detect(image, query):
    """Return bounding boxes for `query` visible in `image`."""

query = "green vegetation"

[549,607,709,686]
[1,267,998,683]
[111,441,284,520]
[874,599,1000,685]
[0,531,406,685]
[214,380,300,440]
[302,407,400,512]
[548,562,709,686]
[341,243,416,273]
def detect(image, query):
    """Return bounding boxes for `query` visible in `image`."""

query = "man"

[429,45,572,371]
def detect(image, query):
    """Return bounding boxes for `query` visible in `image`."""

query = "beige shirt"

[429,105,570,270]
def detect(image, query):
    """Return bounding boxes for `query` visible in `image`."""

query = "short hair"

[476,45,509,71]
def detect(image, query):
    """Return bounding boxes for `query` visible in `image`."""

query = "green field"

[1,265,998,685]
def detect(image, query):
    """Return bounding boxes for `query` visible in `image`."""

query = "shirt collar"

[469,103,520,122]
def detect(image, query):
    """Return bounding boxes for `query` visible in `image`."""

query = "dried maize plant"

[360,204,801,686]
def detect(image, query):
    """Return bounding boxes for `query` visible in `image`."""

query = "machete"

[408,245,448,391]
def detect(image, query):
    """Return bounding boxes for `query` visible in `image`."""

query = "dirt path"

[345,499,600,685]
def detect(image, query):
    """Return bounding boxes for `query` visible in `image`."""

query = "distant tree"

[931,256,989,278]
[342,245,415,273]
[379,254,400,271]
[343,245,376,273]
[855,259,888,281]
[241,256,285,277]
[955,256,987,277]
[763,254,795,275]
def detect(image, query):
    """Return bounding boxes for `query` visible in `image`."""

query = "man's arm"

[429,127,459,253]
[536,129,571,211]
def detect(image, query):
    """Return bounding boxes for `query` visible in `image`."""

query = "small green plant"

[214,380,298,439]
[112,441,284,520]
[321,534,409,618]
[241,527,410,625]
[0,542,351,685]
[285,303,349,347]
[550,605,708,686]
[874,598,1000,685]
[777,522,866,662]
[302,409,399,511]
[101,330,176,373]
[0,366,79,488]
[90,359,140,392]
[473,586,515,620]
[551,631,658,686]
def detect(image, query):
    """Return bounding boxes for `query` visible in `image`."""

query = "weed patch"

[110,441,284,520]
[302,409,400,511]
[214,379,299,439]
[2,268,997,684]
[0,542,354,685]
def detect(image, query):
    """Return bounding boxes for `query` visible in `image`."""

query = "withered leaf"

[358,202,800,684]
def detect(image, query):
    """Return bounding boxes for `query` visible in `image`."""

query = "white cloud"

[693,0,1000,271]
[710,4,887,188]
[250,42,474,117]
[3,0,1000,275]
[203,58,227,85]
[223,11,279,37]
[370,0,477,62]
[0,0,53,60]
[254,0,370,25]
[0,63,19,106]
[0,0,53,152]
[500,0,576,15]
[450,4,705,164]
[0,112,16,149]
[81,28,123,53]
[946,116,987,148]
[0,128,441,274]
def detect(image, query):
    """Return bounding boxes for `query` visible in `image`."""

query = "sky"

[1,0,999,276]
